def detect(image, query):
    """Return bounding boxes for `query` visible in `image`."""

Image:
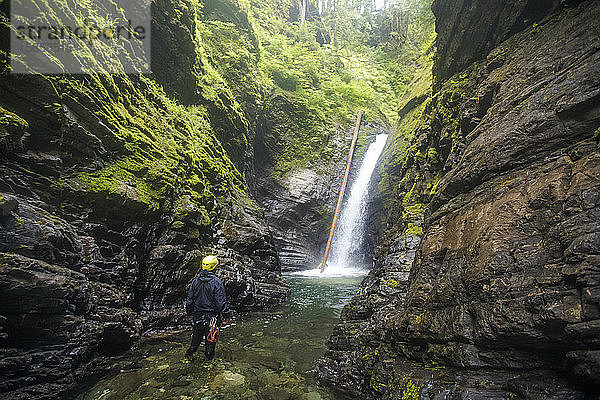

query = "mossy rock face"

[0,0,290,397]
[0,106,29,154]
[254,91,333,177]
[150,0,261,168]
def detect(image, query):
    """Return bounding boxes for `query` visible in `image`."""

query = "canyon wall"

[0,1,289,398]
[319,1,600,398]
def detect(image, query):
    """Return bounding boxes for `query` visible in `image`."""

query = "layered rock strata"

[319,1,600,398]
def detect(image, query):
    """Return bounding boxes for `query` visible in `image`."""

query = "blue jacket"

[185,270,231,321]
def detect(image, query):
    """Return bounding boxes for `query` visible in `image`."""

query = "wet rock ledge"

[318,1,600,399]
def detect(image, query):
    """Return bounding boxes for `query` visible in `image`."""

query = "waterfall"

[328,133,388,272]
[294,133,388,277]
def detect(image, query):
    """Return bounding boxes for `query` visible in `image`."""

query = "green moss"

[402,182,418,208]
[411,312,424,325]
[0,107,29,129]
[377,98,430,216]
[171,221,185,229]
[404,222,423,237]
[423,361,445,371]
[426,172,442,196]
[404,203,423,217]
[52,62,249,218]
[498,178,514,189]
[415,149,426,161]
[362,349,379,361]
[426,147,438,162]
[371,381,387,392]
[435,67,476,138]
[397,50,433,111]
[0,0,259,222]
[401,188,425,231]
[400,378,423,400]
[382,278,399,288]
[266,92,334,177]
[78,159,164,211]
[376,57,478,235]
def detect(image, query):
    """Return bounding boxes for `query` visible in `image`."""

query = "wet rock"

[0,252,139,399]
[253,165,345,270]
[319,1,600,398]
[211,371,246,388]
[0,194,17,217]
[431,0,567,87]
[565,350,600,387]
[252,95,347,270]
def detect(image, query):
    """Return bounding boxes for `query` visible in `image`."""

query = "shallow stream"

[78,274,364,400]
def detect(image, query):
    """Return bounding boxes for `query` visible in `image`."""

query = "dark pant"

[187,319,216,360]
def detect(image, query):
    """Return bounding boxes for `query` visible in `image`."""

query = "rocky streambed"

[76,275,362,400]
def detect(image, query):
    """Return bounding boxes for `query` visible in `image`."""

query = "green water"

[79,275,363,400]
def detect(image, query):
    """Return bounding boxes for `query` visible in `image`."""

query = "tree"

[298,0,308,27]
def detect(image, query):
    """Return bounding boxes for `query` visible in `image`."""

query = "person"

[184,255,231,359]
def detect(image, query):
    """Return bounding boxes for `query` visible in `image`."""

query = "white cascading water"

[294,133,388,277]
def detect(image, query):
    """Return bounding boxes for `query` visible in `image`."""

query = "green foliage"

[1,0,256,224]
[244,0,434,175]
[254,22,402,123]
[1,0,437,225]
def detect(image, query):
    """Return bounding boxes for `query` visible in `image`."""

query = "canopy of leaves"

[245,0,434,173]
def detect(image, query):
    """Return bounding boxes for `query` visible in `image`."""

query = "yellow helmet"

[202,255,218,271]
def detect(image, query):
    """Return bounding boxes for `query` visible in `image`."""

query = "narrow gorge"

[0,0,599,399]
